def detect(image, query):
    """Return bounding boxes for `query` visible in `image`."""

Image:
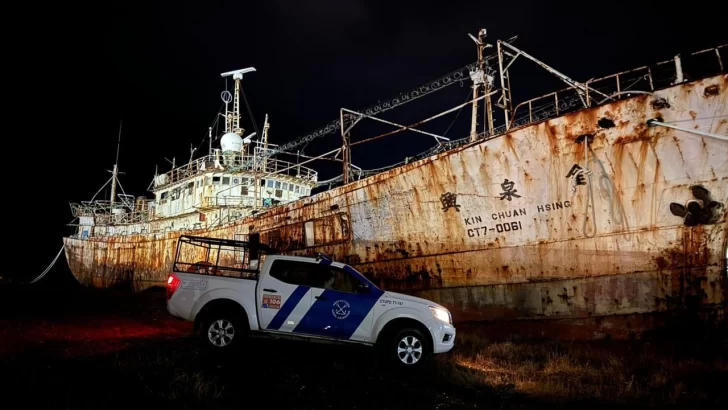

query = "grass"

[435,325,728,408]
[2,285,726,409]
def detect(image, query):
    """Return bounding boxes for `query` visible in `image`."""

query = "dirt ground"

[1,282,726,410]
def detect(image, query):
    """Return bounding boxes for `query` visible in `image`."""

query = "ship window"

[171,188,180,200]
[267,180,274,188]
[196,179,201,188]
[222,176,230,185]
[295,185,300,194]
[241,186,249,195]
[282,182,288,191]
[160,191,168,201]
[205,177,211,186]
[288,183,294,192]
[275,181,281,189]
[275,189,283,198]
[187,182,194,194]
[242,177,249,186]
[213,176,221,184]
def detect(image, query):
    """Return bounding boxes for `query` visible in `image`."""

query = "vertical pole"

[110,165,118,209]
[233,78,241,133]
[208,127,212,155]
[110,119,122,210]
[469,70,480,142]
[341,109,351,185]
[480,30,494,137]
[497,40,511,130]
[673,55,684,85]
[262,114,269,173]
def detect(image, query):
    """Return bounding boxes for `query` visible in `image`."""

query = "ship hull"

[64,74,728,337]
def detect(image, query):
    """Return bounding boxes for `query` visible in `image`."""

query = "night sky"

[8,0,725,282]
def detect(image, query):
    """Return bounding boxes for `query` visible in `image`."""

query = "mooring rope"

[580,137,597,238]
[29,245,65,284]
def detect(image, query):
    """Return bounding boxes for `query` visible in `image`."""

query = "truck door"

[296,263,384,341]
[257,259,315,333]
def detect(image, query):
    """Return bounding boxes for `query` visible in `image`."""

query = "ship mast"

[221,67,256,136]
[469,28,494,141]
[110,120,122,209]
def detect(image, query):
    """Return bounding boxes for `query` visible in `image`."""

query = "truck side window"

[268,260,317,287]
[315,266,362,293]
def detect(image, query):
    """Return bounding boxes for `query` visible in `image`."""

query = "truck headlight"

[429,305,452,324]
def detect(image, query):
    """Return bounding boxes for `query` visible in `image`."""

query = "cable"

[240,85,260,138]
[647,119,728,141]
[29,245,65,284]
[442,88,472,138]
[581,137,597,238]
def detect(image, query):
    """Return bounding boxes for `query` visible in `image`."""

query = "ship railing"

[153,153,319,189]
[506,44,726,132]
[346,44,727,182]
[70,200,151,225]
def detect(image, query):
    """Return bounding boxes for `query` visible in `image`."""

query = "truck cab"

[166,235,456,366]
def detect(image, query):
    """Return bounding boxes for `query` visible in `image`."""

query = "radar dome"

[220,132,243,152]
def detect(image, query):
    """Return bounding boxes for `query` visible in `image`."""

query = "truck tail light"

[166,274,181,301]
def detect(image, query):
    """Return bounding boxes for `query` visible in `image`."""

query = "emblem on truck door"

[262,294,282,309]
[332,300,351,320]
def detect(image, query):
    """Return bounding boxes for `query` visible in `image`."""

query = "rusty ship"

[63,32,728,338]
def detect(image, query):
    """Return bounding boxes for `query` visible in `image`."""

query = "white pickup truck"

[166,235,456,367]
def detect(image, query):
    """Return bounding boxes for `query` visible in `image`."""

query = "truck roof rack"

[178,235,278,254]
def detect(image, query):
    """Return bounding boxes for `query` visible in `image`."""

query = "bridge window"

[242,177,249,186]
[295,185,300,194]
[241,186,249,195]
[212,176,221,185]
[267,180,274,188]
[282,182,288,191]
[275,181,281,189]
[275,189,283,198]
[222,176,230,185]
[288,183,294,192]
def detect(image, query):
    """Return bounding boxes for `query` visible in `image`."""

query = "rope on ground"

[29,245,65,284]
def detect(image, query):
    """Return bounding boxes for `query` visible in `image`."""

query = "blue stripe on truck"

[266,286,309,330]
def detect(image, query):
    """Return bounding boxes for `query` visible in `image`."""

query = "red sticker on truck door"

[262,294,282,309]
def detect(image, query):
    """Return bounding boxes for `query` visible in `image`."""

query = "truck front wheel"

[389,328,430,367]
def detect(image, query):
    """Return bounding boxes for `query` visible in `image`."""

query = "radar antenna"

[220,67,256,135]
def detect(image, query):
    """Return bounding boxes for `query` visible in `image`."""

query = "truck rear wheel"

[198,310,248,351]
[389,328,430,367]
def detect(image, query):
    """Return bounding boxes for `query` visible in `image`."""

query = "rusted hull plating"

[64,75,728,337]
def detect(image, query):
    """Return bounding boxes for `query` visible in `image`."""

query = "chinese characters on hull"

[440,192,461,212]
[499,179,520,201]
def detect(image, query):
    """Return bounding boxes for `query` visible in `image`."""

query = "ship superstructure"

[70,68,317,238]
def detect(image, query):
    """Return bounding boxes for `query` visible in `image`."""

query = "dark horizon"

[7,0,726,282]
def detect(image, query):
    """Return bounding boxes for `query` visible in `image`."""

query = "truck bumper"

[426,319,456,354]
